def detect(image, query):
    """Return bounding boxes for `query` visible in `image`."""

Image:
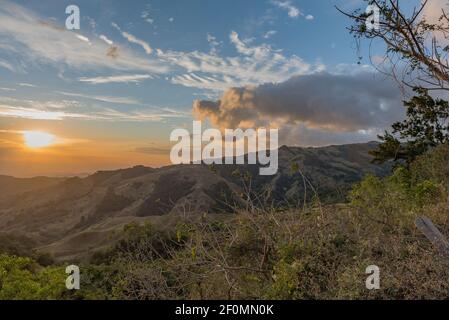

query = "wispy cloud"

[271,0,313,20]
[0,59,15,72]
[0,104,84,120]
[0,96,189,122]
[57,91,142,105]
[75,34,91,44]
[263,30,277,39]
[18,83,36,88]
[0,1,167,74]
[141,6,154,24]
[271,0,300,18]
[78,74,153,84]
[163,31,321,91]
[103,108,189,121]
[0,87,16,92]
[99,35,114,45]
[112,23,153,55]
[0,0,319,95]
[206,33,221,54]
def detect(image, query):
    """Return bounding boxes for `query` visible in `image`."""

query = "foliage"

[340,1,449,163]
[0,254,66,299]
[371,89,449,163]
[2,147,449,300]
[340,0,449,90]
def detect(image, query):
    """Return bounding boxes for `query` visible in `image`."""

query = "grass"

[2,145,449,299]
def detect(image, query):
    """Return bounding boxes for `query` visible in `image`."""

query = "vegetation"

[371,88,449,164]
[0,254,66,299]
[1,145,449,299]
[340,1,449,163]
[340,0,449,91]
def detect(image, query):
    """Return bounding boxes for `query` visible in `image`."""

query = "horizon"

[2,140,379,178]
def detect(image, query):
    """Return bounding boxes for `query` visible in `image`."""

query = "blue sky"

[0,0,413,176]
[1,0,370,106]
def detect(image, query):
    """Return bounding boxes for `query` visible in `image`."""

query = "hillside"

[0,176,64,200]
[2,144,448,299]
[0,142,390,260]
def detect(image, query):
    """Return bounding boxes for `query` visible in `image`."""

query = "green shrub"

[0,254,65,299]
[3,145,449,300]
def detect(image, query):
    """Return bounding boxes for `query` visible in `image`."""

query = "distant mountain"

[215,141,391,204]
[0,142,390,260]
[0,175,63,200]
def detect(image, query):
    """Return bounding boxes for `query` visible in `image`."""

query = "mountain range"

[0,142,390,261]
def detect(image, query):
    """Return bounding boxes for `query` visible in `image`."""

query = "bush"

[3,145,449,300]
[0,254,66,299]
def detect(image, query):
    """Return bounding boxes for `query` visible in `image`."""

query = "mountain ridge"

[0,142,390,261]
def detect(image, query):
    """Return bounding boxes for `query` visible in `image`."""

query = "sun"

[23,131,55,149]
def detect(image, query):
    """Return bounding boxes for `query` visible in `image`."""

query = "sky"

[0,0,426,177]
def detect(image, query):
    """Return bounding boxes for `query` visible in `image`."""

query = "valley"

[0,142,389,261]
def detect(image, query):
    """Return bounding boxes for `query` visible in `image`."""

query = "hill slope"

[0,142,390,260]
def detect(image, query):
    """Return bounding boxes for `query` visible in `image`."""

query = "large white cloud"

[193,71,405,146]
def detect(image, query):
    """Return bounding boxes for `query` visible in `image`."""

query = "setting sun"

[23,131,55,149]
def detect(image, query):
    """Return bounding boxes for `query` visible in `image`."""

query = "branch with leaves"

[338,0,449,91]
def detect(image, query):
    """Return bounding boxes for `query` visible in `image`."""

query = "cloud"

[78,74,153,84]
[0,59,15,72]
[0,84,189,123]
[141,8,154,24]
[121,32,153,55]
[263,30,277,39]
[0,1,167,74]
[193,71,405,146]
[207,33,221,54]
[0,97,189,122]
[229,31,266,56]
[18,83,36,88]
[277,124,380,147]
[75,34,90,44]
[162,31,320,91]
[84,106,189,122]
[112,23,153,55]
[99,35,114,45]
[56,91,142,105]
[271,0,314,20]
[0,104,84,120]
[271,0,300,18]
[0,87,16,91]
[0,1,319,94]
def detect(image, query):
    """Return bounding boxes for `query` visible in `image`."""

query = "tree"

[338,0,449,91]
[370,88,449,163]
[339,1,449,162]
